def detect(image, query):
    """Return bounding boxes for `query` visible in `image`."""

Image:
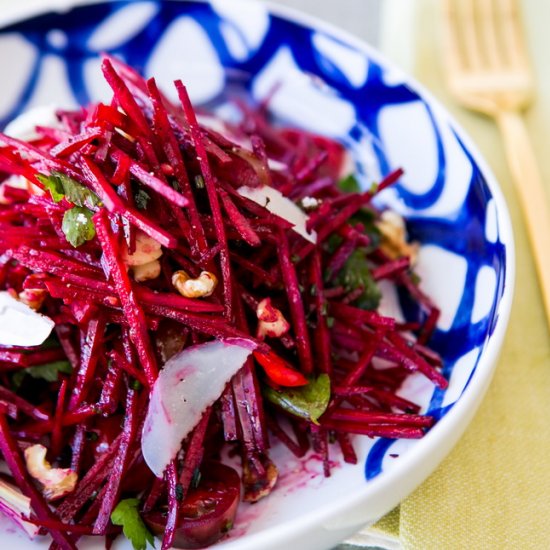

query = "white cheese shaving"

[0,292,55,347]
[237,185,317,243]
[142,338,256,477]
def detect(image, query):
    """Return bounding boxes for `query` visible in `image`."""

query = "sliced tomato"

[143,461,241,549]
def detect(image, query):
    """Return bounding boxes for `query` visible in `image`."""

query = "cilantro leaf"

[335,249,381,310]
[37,174,65,202]
[111,499,155,550]
[38,171,101,208]
[62,206,96,247]
[12,360,72,389]
[337,174,361,194]
[264,374,331,424]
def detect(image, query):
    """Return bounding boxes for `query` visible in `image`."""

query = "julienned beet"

[0,55,445,550]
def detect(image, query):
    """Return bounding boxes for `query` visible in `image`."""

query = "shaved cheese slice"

[142,338,256,477]
[237,185,317,243]
[0,292,55,347]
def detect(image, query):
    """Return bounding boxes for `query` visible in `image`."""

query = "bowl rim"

[0,0,516,548]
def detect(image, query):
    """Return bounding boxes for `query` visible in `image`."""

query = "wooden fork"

[442,0,550,330]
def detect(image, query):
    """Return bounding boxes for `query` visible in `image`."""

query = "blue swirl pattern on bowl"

[0,0,509,482]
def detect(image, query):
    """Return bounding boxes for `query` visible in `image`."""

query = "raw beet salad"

[0,56,447,550]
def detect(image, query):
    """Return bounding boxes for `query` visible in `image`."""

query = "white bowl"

[0,1,514,549]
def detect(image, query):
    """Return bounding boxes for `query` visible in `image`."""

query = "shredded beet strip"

[321,420,426,439]
[0,349,28,366]
[146,78,208,256]
[68,315,106,409]
[219,188,261,247]
[310,425,331,477]
[266,417,306,458]
[94,209,158,387]
[0,133,82,183]
[109,349,148,387]
[327,408,434,428]
[372,257,410,281]
[51,378,69,458]
[162,461,180,550]
[0,55,448,548]
[50,128,103,158]
[94,387,138,534]
[336,432,357,464]
[311,250,332,374]
[176,81,233,319]
[70,424,87,474]
[101,59,155,143]
[0,414,77,550]
[57,435,122,522]
[220,386,238,441]
[82,157,177,249]
[276,227,313,374]
[0,386,50,421]
[27,518,95,535]
[111,149,188,208]
[232,291,268,453]
[13,246,101,278]
[384,332,448,389]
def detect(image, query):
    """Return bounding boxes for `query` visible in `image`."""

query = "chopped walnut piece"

[18,289,47,311]
[121,231,163,281]
[132,259,162,282]
[242,454,278,503]
[376,210,419,264]
[256,298,290,339]
[24,444,77,501]
[172,270,218,298]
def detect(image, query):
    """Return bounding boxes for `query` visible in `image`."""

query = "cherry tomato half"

[143,461,241,549]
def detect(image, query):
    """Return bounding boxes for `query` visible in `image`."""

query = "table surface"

[262,0,382,46]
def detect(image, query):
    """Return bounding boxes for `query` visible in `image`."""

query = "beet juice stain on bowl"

[0,2,513,550]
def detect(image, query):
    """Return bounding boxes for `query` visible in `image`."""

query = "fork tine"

[499,0,529,69]
[478,0,504,70]
[459,0,484,72]
[442,0,468,74]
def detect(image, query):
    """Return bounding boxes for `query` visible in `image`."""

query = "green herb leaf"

[37,174,65,203]
[12,360,72,389]
[37,171,101,208]
[337,174,361,194]
[111,499,155,550]
[134,189,151,210]
[264,374,331,424]
[62,206,96,247]
[335,249,381,310]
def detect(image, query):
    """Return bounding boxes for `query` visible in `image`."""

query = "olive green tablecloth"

[347,0,550,548]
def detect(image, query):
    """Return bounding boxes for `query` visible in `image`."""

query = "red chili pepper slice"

[253,350,308,387]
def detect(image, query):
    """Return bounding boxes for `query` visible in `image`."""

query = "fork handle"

[496,109,550,329]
